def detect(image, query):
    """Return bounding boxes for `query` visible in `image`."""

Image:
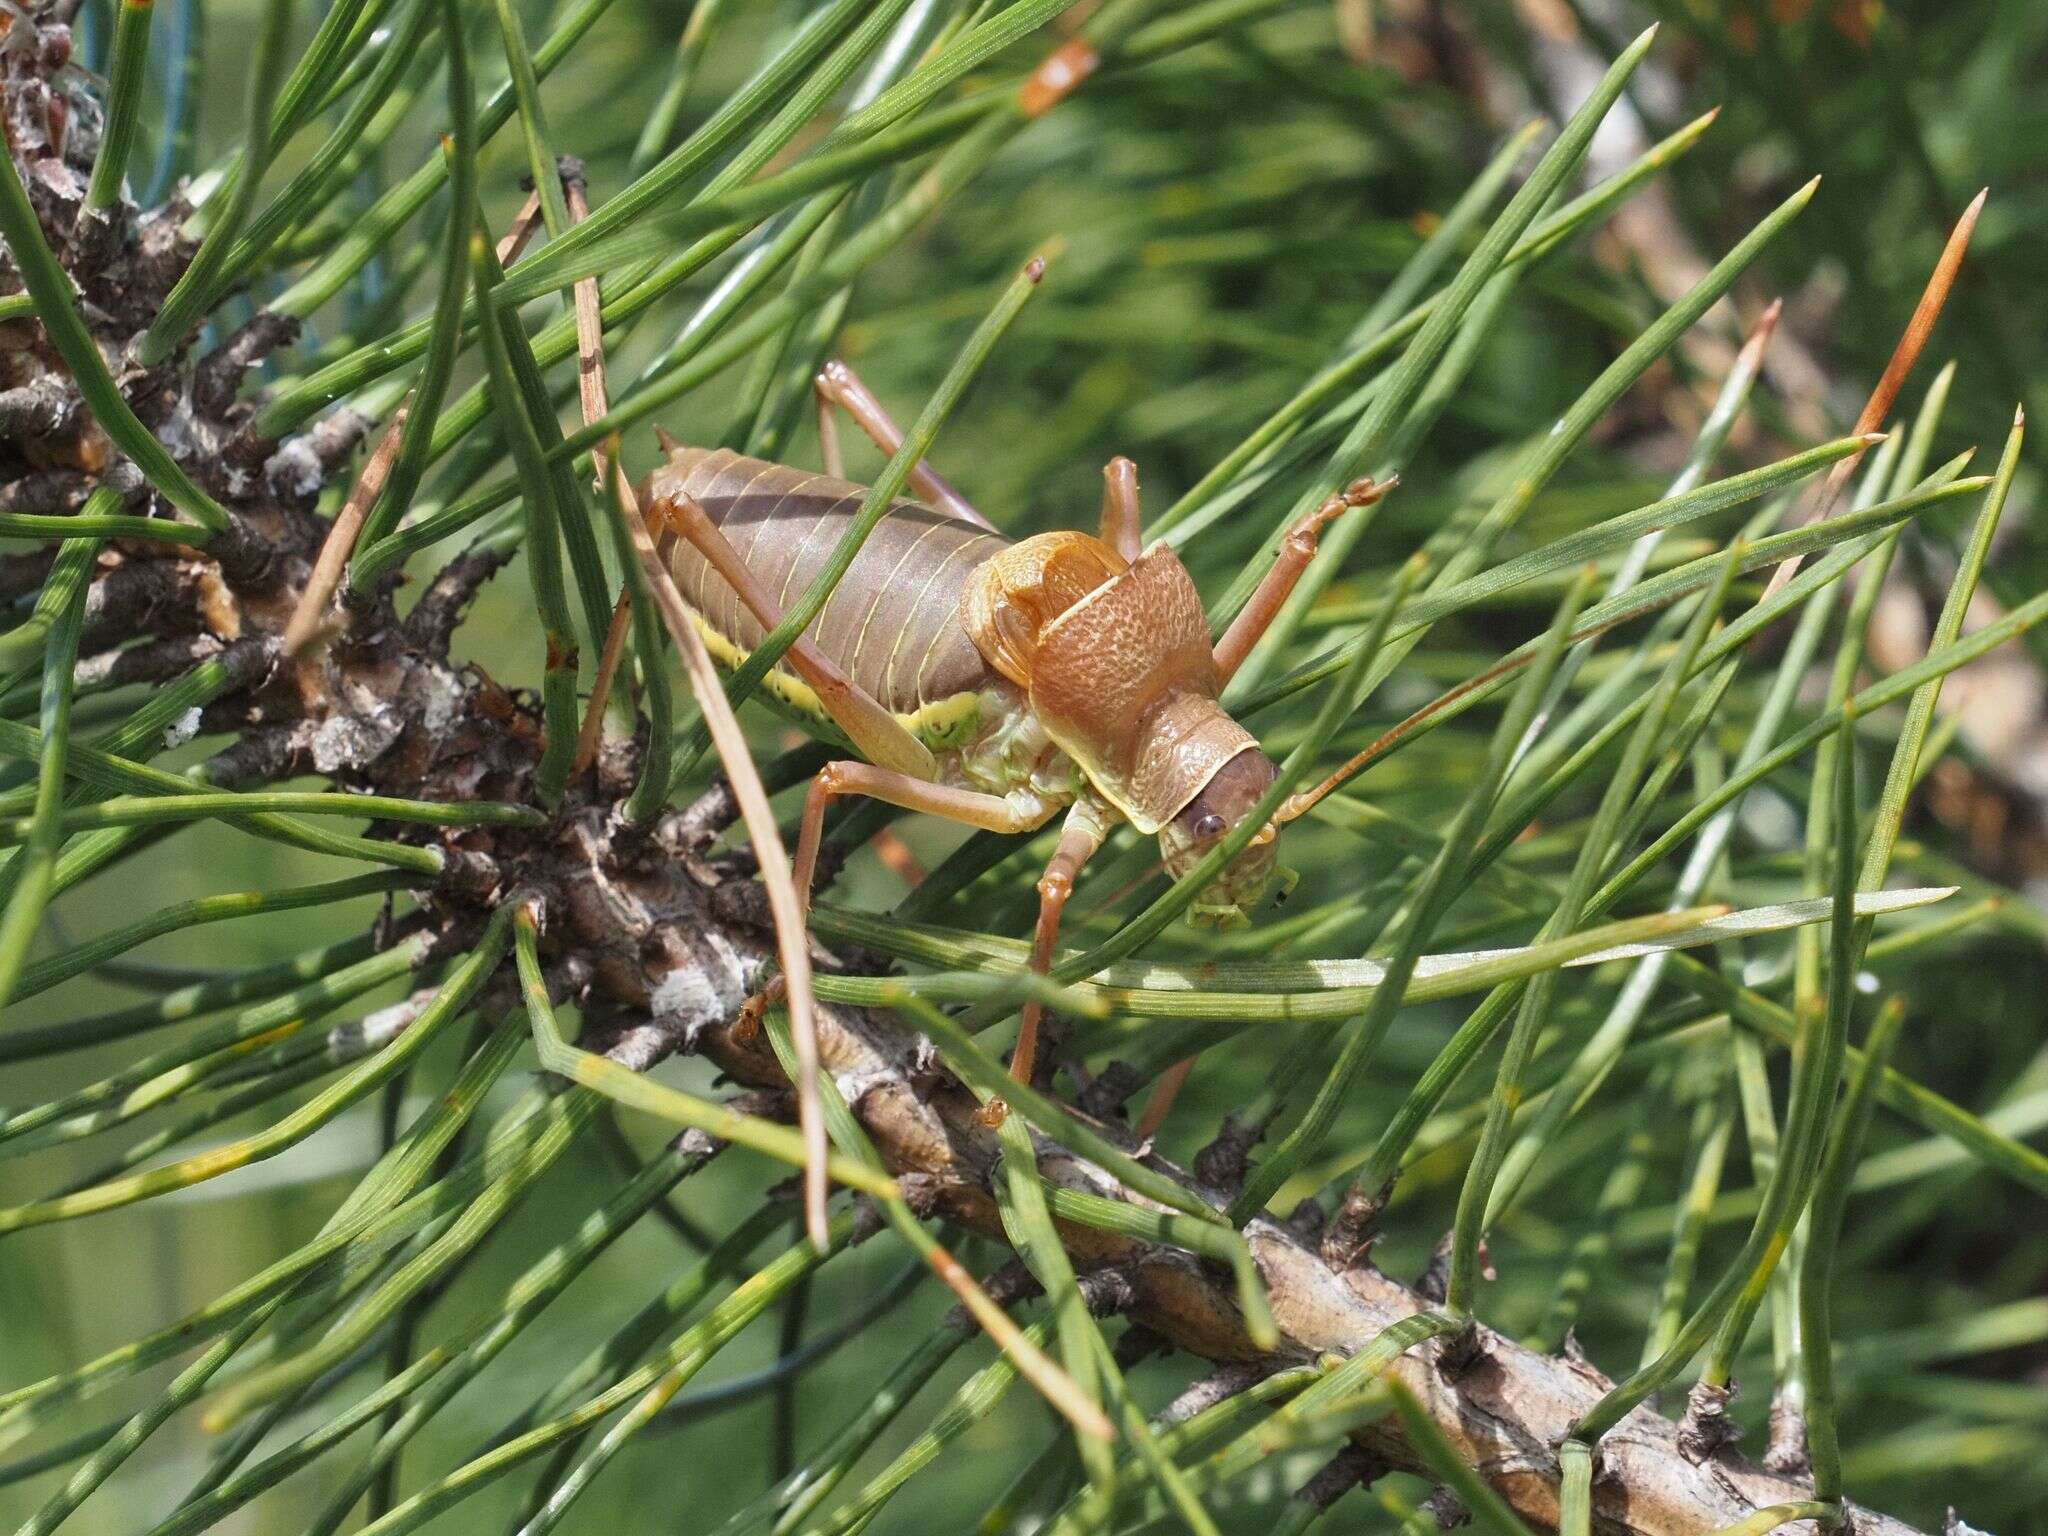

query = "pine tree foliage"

[0,3,2042,1534]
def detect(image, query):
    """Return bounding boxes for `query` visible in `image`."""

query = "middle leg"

[737,762,1058,1040]
[782,769,1105,1101]
[791,763,1058,919]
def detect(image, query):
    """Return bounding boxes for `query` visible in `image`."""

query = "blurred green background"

[6,1,2048,1532]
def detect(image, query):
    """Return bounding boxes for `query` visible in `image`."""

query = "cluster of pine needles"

[0,2,2045,1534]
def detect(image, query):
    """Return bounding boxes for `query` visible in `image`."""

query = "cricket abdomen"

[650,446,1007,724]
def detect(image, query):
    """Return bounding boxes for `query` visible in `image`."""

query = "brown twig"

[279,402,410,658]
[277,192,552,659]
[547,169,826,1231]
[602,457,832,1251]
[494,189,548,267]
[1745,294,1785,376]
[573,600,637,778]
[1758,189,1986,602]
[685,970,1933,1536]
[562,165,638,781]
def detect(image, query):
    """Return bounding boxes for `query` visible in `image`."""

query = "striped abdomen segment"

[649,445,1006,717]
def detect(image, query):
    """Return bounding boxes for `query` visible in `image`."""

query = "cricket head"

[1157,746,1295,928]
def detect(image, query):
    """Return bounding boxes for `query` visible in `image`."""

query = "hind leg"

[647,489,937,782]
[814,359,993,531]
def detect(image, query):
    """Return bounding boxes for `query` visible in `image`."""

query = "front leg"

[1011,795,1114,1091]
[1212,475,1396,685]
